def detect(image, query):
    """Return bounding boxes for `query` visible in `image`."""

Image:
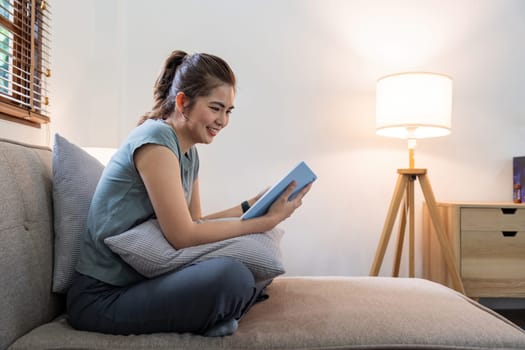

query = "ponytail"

[138,50,188,125]
[138,50,236,126]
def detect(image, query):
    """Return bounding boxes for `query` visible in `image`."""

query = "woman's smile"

[206,125,221,137]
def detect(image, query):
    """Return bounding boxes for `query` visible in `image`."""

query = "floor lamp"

[369,72,465,294]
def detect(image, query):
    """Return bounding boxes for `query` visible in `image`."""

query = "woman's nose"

[217,112,228,126]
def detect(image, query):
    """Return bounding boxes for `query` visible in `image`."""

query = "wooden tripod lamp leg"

[370,174,409,276]
[408,177,415,278]
[392,198,407,277]
[418,174,466,294]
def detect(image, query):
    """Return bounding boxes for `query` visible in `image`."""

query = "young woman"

[67,51,309,336]
[67,50,312,337]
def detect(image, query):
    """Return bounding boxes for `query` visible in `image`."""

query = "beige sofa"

[1,137,525,350]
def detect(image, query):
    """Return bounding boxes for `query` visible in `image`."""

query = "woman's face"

[183,84,235,145]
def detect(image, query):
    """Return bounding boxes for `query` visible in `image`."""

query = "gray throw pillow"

[52,134,104,293]
[104,219,285,282]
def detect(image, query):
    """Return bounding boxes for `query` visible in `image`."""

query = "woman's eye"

[210,106,220,112]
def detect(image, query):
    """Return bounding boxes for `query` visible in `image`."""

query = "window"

[0,0,50,127]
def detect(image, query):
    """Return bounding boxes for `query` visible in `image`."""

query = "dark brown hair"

[138,50,236,125]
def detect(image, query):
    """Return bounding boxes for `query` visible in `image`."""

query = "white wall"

[46,0,525,279]
[0,119,50,145]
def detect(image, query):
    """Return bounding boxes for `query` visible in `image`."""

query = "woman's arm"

[134,144,309,249]
[188,178,203,221]
[188,178,263,221]
[201,189,266,220]
[201,204,242,220]
[187,178,242,220]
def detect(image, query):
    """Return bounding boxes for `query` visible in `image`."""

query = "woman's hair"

[138,50,236,125]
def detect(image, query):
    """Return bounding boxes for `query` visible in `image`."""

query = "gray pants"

[67,257,268,335]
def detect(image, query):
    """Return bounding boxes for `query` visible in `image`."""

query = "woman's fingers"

[293,182,313,208]
[266,181,314,223]
[284,181,313,204]
[298,182,313,198]
[281,181,297,200]
[257,187,269,198]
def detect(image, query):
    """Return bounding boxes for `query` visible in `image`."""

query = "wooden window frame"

[0,0,50,128]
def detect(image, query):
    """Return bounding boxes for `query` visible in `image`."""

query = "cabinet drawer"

[460,208,525,231]
[461,230,525,279]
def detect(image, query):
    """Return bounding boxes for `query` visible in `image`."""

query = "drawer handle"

[502,231,518,237]
[501,208,517,214]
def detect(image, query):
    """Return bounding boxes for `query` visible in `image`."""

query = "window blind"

[0,0,51,127]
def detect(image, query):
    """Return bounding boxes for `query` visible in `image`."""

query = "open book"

[241,161,317,220]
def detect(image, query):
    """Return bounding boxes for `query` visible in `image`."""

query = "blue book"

[241,161,317,220]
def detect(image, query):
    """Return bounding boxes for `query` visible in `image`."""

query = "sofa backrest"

[0,139,64,350]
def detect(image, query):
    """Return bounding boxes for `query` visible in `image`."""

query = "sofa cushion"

[8,277,525,350]
[0,139,64,350]
[104,218,285,282]
[52,134,104,293]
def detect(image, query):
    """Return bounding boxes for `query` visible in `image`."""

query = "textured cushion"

[52,134,104,293]
[0,139,64,350]
[8,277,525,350]
[104,219,285,282]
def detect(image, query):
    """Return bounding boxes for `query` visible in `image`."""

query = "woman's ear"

[175,92,187,113]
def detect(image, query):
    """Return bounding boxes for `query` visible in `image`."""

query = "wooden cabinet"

[423,202,525,297]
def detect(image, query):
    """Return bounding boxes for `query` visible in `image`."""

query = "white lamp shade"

[376,72,452,139]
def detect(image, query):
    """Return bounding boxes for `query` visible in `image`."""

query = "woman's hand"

[248,187,269,207]
[265,181,312,224]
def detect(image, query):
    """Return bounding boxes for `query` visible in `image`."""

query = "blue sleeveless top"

[76,119,199,286]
